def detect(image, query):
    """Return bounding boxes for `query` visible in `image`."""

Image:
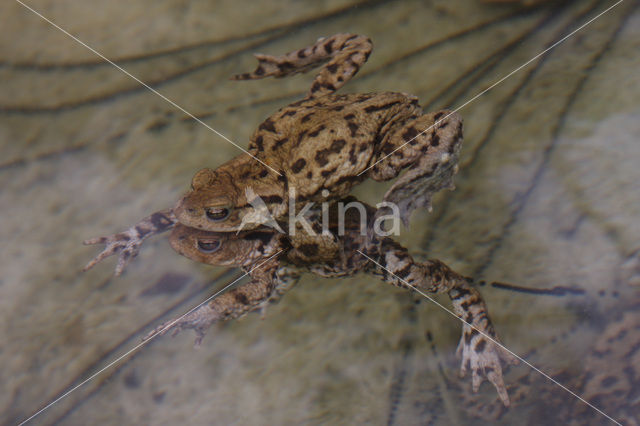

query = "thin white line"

[358,0,626,176]
[18,250,282,426]
[14,0,281,176]
[356,249,622,426]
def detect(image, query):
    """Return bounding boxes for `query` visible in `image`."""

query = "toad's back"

[249,92,424,199]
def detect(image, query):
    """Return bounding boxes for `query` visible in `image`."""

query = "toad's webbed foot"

[83,209,176,276]
[456,326,519,406]
[83,232,142,276]
[143,305,218,347]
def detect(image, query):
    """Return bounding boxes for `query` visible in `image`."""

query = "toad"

[84,33,462,274]
[146,200,518,406]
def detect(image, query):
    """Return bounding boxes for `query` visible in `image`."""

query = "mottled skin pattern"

[175,33,463,230]
[84,33,462,275]
[146,201,517,406]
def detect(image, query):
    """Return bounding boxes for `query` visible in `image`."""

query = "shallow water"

[1,0,639,425]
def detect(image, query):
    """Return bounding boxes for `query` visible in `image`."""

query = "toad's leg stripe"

[357,249,623,422]
[232,33,372,99]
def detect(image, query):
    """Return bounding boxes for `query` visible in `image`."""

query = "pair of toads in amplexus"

[84,33,518,406]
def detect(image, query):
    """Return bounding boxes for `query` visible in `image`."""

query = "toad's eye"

[205,207,230,222]
[197,239,221,253]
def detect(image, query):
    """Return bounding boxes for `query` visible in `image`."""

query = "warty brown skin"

[174,33,463,232]
[146,201,517,407]
[84,33,462,275]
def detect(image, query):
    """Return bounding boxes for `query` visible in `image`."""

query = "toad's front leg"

[145,263,297,345]
[83,208,176,276]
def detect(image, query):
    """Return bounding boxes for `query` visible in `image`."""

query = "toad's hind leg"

[232,33,372,99]
[363,238,518,406]
[367,111,463,225]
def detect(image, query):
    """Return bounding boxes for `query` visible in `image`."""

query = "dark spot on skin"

[402,127,419,142]
[278,61,296,72]
[150,213,174,232]
[308,125,326,138]
[258,118,276,133]
[255,66,265,76]
[260,195,284,205]
[135,226,151,238]
[395,264,412,279]
[348,122,358,137]
[272,137,289,151]
[359,143,368,152]
[299,244,319,257]
[337,76,343,82]
[314,139,346,166]
[297,50,306,58]
[431,134,440,147]
[291,158,307,173]
[253,135,264,151]
[234,292,249,305]
[259,170,268,178]
[475,340,486,353]
[310,81,336,94]
[464,329,479,344]
[296,130,308,146]
[343,113,356,120]
[321,167,337,177]
[449,140,458,154]
[364,101,401,113]
[346,34,358,41]
[451,288,471,300]
[301,112,314,123]
[243,231,275,245]
[484,366,494,374]
[306,171,312,179]
[465,313,473,323]
[601,376,618,388]
[282,110,297,117]
[324,39,334,54]
[433,112,444,120]
[439,121,449,129]
[348,145,357,164]
[153,391,166,404]
[327,63,338,74]
[240,170,251,179]
[330,105,344,111]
